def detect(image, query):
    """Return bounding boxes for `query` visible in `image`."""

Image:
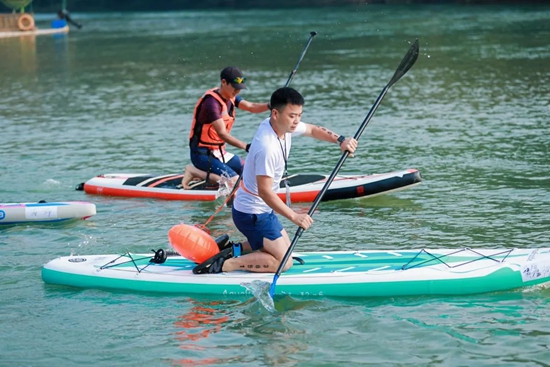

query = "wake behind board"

[0,201,96,226]
[42,247,550,298]
[76,169,422,202]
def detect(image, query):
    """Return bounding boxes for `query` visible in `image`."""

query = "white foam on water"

[240,280,276,312]
[215,172,234,199]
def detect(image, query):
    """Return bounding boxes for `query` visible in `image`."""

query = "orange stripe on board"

[83,184,217,201]
[277,191,317,203]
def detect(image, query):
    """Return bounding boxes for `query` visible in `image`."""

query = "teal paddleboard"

[42,247,550,298]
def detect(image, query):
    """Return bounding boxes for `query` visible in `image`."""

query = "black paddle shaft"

[271,39,420,292]
[284,31,317,88]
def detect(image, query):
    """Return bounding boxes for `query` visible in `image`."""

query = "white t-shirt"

[233,117,306,214]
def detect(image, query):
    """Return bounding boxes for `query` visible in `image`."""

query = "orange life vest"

[189,88,236,151]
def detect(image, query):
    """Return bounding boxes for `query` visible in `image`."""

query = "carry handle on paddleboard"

[269,39,420,298]
[197,31,318,232]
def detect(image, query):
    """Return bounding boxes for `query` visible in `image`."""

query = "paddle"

[58,8,82,29]
[196,31,318,233]
[268,39,420,298]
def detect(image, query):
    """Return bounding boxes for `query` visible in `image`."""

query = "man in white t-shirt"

[193,87,357,274]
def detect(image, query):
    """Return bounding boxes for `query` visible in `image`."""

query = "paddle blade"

[388,39,419,88]
[269,275,279,298]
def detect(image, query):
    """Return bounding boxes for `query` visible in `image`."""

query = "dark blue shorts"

[232,207,284,251]
[190,148,243,177]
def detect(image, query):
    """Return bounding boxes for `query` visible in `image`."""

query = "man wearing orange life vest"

[182,67,270,190]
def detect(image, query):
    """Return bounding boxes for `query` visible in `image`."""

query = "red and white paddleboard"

[76,169,422,202]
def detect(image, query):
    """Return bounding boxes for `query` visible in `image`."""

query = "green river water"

[1,4,549,366]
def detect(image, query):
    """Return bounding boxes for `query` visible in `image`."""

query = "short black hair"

[270,87,304,111]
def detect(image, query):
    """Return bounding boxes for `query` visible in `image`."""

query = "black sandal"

[215,234,230,251]
[193,248,233,274]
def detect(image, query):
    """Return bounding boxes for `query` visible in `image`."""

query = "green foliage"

[0,0,32,11]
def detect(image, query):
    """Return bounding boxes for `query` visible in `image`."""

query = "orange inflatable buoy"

[17,14,35,32]
[168,223,219,263]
